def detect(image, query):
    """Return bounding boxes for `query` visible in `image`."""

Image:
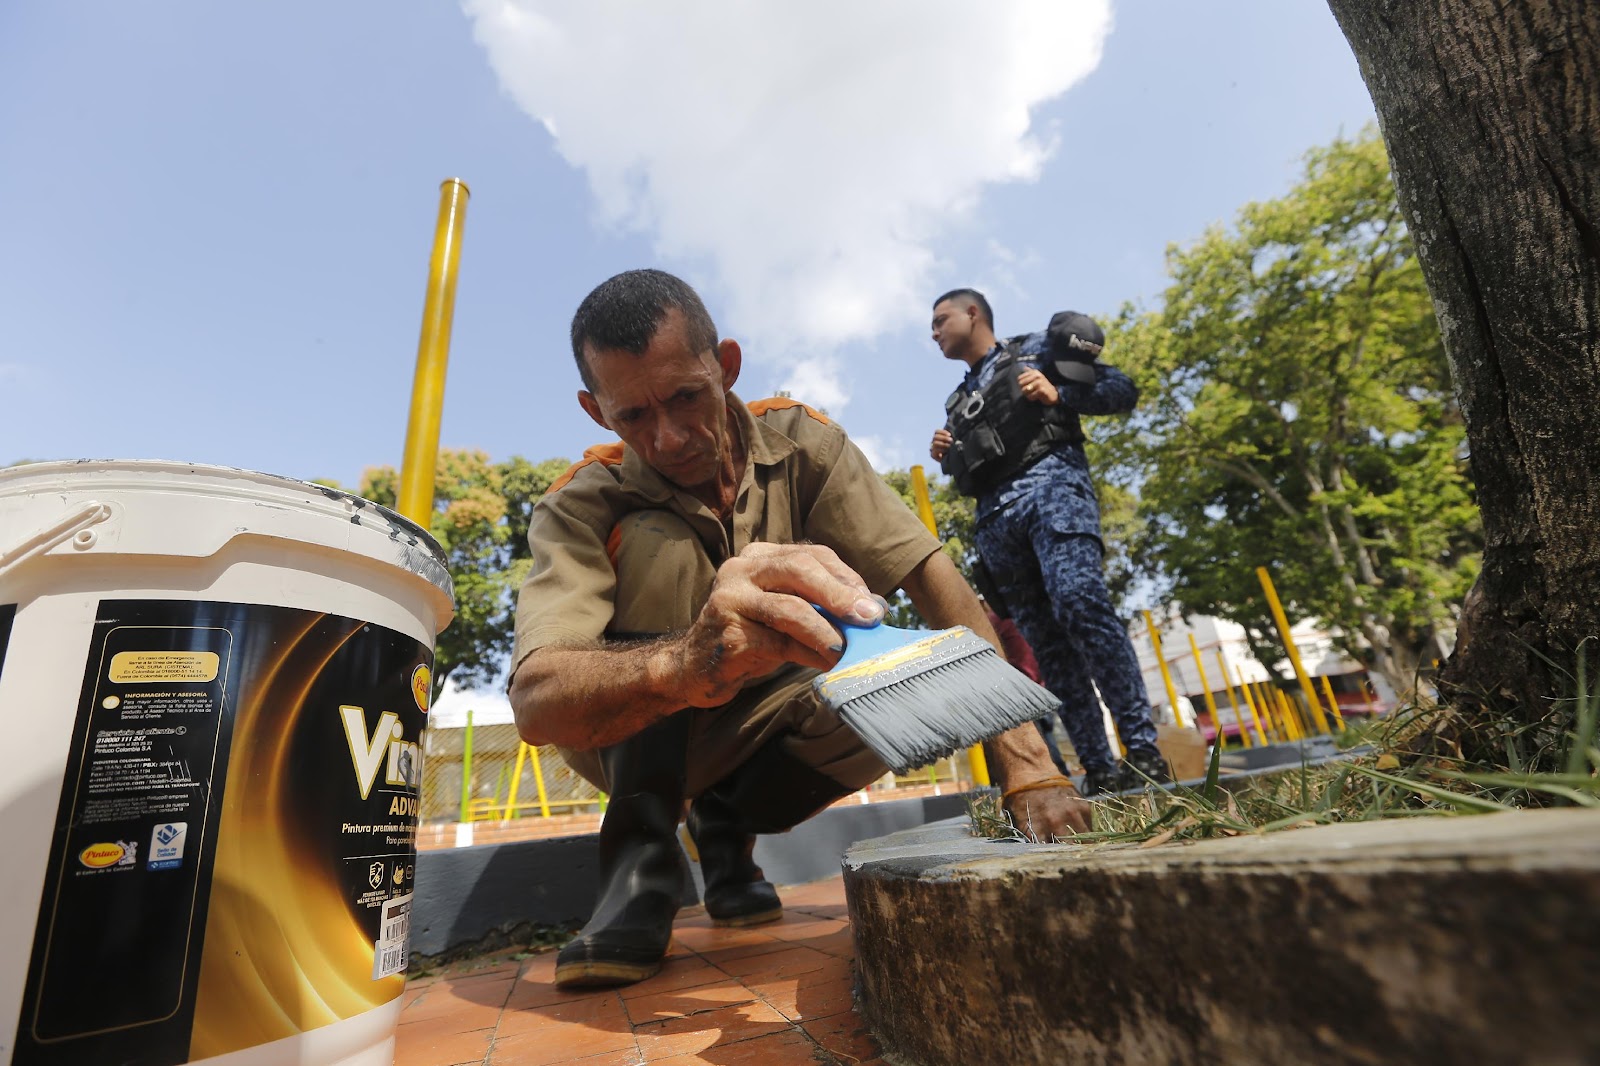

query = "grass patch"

[969,656,1600,846]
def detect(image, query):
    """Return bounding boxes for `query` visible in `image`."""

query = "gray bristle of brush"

[827,635,1060,774]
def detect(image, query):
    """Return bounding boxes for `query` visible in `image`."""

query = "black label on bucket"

[14,599,433,1066]
[0,603,14,683]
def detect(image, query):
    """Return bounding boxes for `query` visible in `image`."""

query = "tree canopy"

[1092,130,1479,694]
[350,451,569,695]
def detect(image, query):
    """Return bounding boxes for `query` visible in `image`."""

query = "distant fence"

[419,715,970,826]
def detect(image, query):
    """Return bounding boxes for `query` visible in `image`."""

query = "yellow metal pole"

[528,743,552,818]
[1238,682,1267,742]
[1143,611,1186,729]
[911,464,990,787]
[1275,690,1296,738]
[1280,688,1305,739]
[1216,653,1262,747]
[503,739,527,825]
[1276,689,1306,741]
[1186,633,1226,750]
[1260,685,1286,739]
[1254,567,1332,734]
[1320,674,1348,731]
[910,465,939,536]
[968,739,991,789]
[397,177,471,525]
[458,708,475,823]
[1254,683,1287,741]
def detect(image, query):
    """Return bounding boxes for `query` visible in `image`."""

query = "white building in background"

[1131,610,1395,740]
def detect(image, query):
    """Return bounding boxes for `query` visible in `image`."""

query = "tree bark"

[1327,0,1600,733]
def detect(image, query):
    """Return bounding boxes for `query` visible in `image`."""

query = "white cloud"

[852,433,913,473]
[775,355,850,416]
[464,0,1112,407]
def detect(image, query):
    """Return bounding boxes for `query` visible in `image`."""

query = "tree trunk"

[1326,0,1600,737]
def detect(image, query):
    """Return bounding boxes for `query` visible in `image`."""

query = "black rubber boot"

[1080,763,1122,796]
[704,736,857,835]
[1118,748,1174,790]
[686,790,783,928]
[554,711,691,990]
[684,737,854,926]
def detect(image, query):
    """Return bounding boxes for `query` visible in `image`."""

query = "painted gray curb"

[411,790,968,957]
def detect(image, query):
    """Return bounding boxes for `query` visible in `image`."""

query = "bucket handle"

[0,500,114,579]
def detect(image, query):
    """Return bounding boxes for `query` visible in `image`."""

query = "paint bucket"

[0,461,455,1066]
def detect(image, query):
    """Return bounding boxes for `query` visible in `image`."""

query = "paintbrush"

[812,617,1060,774]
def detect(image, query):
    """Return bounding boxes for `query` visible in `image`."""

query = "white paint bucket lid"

[0,459,455,627]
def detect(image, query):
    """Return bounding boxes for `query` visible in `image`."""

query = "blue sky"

[1,2,1375,487]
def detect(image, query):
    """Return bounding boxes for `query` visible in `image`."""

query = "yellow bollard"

[458,708,475,824]
[1216,654,1263,747]
[968,744,991,788]
[1257,684,1282,740]
[1320,674,1348,732]
[529,743,552,818]
[910,465,939,536]
[912,464,990,787]
[1238,682,1269,743]
[504,739,527,825]
[1143,611,1186,728]
[1267,685,1292,736]
[1187,633,1226,751]
[1253,682,1286,741]
[1255,567,1332,734]
[1277,689,1307,741]
[398,178,471,525]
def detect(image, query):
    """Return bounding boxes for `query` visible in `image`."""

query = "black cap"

[1047,311,1105,362]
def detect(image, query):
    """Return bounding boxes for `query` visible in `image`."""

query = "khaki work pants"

[557,511,889,798]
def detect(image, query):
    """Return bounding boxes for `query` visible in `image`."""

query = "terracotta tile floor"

[396,876,890,1066]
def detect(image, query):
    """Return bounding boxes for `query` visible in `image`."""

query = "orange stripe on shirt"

[605,523,623,570]
[547,442,625,495]
[747,396,830,425]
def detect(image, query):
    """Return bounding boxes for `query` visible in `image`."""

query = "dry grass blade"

[1139,816,1198,848]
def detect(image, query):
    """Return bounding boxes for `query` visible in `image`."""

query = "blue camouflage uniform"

[958,335,1160,776]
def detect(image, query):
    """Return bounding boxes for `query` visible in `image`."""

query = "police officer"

[928,288,1169,794]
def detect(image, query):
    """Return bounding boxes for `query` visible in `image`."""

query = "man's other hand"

[1002,779,1093,840]
[1017,367,1060,406]
[674,542,882,708]
[929,428,953,461]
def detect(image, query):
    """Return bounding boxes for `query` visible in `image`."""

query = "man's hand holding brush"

[673,542,885,707]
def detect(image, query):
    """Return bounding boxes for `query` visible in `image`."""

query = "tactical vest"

[939,340,1084,497]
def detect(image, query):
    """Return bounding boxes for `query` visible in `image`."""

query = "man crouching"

[508,268,1091,989]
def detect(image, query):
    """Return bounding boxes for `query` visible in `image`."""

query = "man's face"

[578,309,738,491]
[931,299,977,360]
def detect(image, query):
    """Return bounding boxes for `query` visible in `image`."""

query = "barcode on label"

[372,892,414,980]
[381,909,410,943]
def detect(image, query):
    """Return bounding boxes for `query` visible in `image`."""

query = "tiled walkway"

[395,876,887,1065]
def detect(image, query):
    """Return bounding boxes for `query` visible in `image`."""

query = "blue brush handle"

[817,608,925,671]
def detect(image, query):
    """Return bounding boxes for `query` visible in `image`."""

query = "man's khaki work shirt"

[511,393,942,675]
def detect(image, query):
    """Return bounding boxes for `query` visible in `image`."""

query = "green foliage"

[1092,129,1480,693]
[354,451,570,694]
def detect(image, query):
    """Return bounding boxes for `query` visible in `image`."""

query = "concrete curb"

[844,808,1600,1065]
[411,790,969,957]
